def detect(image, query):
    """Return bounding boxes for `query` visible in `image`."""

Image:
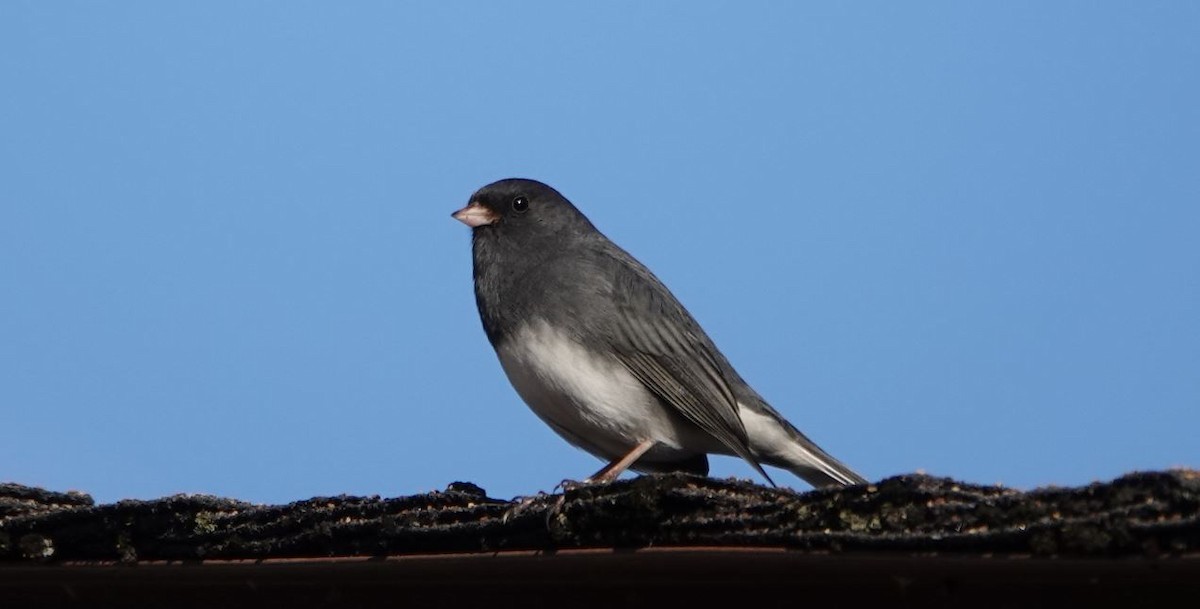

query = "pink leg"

[586,439,656,483]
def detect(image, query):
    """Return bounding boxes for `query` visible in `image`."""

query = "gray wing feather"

[603,249,775,485]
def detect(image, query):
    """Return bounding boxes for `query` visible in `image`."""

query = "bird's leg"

[503,440,656,526]
[536,439,657,528]
[585,439,656,483]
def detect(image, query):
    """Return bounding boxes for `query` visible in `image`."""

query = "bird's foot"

[540,479,590,524]
[500,491,555,524]
[500,479,592,527]
[553,478,591,493]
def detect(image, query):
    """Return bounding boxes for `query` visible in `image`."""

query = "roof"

[3,471,1198,606]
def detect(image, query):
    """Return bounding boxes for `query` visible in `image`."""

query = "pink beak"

[452,201,499,228]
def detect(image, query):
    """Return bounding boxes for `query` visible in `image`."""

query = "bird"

[452,178,867,488]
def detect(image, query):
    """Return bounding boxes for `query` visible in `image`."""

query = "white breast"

[494,319,713,462]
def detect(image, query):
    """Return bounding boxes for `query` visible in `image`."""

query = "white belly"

[494,319,716,463]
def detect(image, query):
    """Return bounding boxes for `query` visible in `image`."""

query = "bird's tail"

[739,396,868,488]
[773,437,868,488]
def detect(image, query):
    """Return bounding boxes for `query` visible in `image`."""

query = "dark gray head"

[453,179,605,343]
[451,178,597,247]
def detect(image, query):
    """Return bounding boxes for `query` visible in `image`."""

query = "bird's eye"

[512,196,529,213]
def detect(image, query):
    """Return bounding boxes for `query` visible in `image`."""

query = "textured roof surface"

[3,472,1199,607]
[3,470,1197,562]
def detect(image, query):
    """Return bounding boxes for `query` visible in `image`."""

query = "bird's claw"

[500,479,595,526]
[500,491,552,524]
[553,478,589,493]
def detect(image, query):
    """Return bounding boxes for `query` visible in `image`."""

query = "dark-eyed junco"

[452,178,866,488]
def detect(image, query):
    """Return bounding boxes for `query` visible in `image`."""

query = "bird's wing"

[602,249,774,485]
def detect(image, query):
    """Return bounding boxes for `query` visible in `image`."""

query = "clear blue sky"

[3,2,1197,505]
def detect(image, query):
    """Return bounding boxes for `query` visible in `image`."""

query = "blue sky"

[3,2,1197,505]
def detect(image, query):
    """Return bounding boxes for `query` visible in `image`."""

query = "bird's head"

[452,179,595,241]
